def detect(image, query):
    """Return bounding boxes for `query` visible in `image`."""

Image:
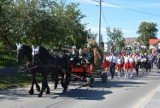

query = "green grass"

[0,72,42,90]
[0,49,19,67]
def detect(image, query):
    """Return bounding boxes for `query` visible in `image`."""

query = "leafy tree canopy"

[0,0,93,50]
[137,21,158,48]
[106,27,125,52]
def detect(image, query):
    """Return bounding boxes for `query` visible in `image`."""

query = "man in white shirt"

[109,52,117,79]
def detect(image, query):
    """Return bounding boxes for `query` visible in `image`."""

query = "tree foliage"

[0,0,15,47]
[137,21,158,48]
[0,0,92,49]
[106,27,125,52]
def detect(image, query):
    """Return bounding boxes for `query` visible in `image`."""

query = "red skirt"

[101,61,110,68]
[123,63,129,69]
[101,62,106,68]
[129,63,134,68]
[105,61,110,67]
[116,64,122,69]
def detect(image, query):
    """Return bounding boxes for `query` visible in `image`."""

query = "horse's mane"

[22,45,32,62]
[23,45,32,52]
[38,46,51,64]
[34,46,70,70]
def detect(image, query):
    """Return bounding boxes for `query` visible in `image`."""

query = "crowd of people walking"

[102,51,155,79]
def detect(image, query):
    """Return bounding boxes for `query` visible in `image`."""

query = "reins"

[17,62,39,73]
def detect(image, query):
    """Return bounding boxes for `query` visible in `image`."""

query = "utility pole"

[98,0,102,46]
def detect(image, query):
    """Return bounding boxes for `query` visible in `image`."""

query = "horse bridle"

[17,62,39,73]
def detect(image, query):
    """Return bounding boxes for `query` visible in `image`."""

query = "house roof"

[125,38,136,44]
[149,39,160,45]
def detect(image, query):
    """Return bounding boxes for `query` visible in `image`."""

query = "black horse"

[32,45,71,97]
[16,43,41,95]
[16,43,57,97]
[54,53,71,86]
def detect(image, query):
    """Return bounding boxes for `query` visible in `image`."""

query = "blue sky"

[68,0,160,42]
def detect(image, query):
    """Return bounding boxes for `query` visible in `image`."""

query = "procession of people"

[69,43,158,80]
[102,51,155,79]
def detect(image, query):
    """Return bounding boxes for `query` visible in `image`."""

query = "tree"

[0,0,15,47]
[106,27,125,52]
[137,21,158,48]
[0,0,92,49]
[50,0,89,48]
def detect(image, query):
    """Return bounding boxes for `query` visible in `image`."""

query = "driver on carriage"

[70,45,79,67]
[84,44,94,66]
[76,48,85,67]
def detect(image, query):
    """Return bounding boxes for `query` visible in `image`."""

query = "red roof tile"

[149,39,160,45]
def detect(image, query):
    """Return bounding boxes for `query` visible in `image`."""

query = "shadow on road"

[1,68,160,101]
[0,87,35,101]
[52,88,113,100]
[95,80,146,89]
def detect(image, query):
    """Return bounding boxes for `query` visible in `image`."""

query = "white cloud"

[86,25,137,36]
[70,0,98,5]
[70,0,120,8]
[86,25,106,34]
[122,29,135,34]
[122,29,138,38]
[102,2,120,8]
[70,0,160,9]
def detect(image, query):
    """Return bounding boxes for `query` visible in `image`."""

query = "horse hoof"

[38,94,42,97]
[63,87,67,92]
[65,81,70,85]
[54,86,57,89]
[28,91,34,95]
[63,89,67,92]
[46,91,50,94]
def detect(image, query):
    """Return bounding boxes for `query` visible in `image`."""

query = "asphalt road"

[1,67,160,108]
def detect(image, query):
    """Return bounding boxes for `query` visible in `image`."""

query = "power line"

[104,1,160,17]
[101,8,109,27]
[79,0,160,17]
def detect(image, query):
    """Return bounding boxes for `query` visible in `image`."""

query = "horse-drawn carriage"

[69,38,108,87]
[70,61,108,87]
[15,38,107,97]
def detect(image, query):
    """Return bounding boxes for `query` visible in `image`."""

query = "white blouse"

[117,58,122,64]
[129,57,134,63]
[124,56,129,63]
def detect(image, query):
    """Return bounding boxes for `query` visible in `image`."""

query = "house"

[124,38,140,52]
[149,39,160,54]
[105,38,140,52]
[125,38,136,48]
[149,39,160,49]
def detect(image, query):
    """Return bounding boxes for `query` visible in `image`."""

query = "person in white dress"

[123,53,130,79]
[128,54,135,78]
[116,53,122,77]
